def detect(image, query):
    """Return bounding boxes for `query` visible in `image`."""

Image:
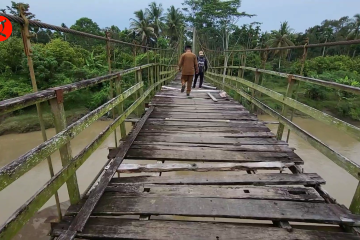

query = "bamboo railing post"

[276,75,295,140]
[106,31,118,147]
[49,89,81,204]
[251,69,261,113]
[19,5,62,220]
[136,69,145,116]
[150,65,155,98]
[286,41,309,143]
[116,74,126,139]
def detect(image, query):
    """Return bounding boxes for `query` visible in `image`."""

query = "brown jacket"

[178,51,199,75]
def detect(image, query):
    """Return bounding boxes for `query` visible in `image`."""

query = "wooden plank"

[150,113,257,120]
[104,185,324,202]
[152,104,245,110]
[117,162,295,173]
[57,106,155,239]
[134,136,285,145]
[110,173,325,186]
[153,109,248,113]
[65,197,360,226]
[125,149,301,163]
[138,131,274,138]
[141,126,270,133]
[208,92,218,102]
[52,218,360,240]
[144,120,265,127]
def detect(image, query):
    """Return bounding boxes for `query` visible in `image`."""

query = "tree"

[266,21,295,70]
[320,27,333,57]
[1,1,36,37]
[69,18,102,47]
[183,0,254,82]
[165,5,184,46]
[146,2,165,38]
[130,10,156,49]
[348,14,360,57]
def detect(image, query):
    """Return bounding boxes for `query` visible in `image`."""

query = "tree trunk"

[353,49,357,58]
[278,56,281,70]
[322,38,328,57]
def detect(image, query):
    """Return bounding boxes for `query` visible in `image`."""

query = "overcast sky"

[2,0,359,33]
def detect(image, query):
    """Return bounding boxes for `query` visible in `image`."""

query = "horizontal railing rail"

[0,64,156,115]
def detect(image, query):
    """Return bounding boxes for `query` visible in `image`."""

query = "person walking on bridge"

[193,51,208,88]
[178,45,199,96]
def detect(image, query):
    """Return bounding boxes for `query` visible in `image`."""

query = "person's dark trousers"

[193,72,204,88]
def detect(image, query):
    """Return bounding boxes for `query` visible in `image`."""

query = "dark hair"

[185,45,192,50]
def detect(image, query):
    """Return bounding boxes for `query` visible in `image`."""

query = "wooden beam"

[207,92,218,102]
[117,162,295,173]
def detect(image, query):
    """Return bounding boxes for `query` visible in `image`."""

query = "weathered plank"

[138,131,274,138]
[104,185,324,202]
[124,149,302,163]
[144,120,266,127]
[52,218,360,240]
[134,136,285,145]
[66,197,360,226]
[150,113,257,120]
[207,92,218,102]
[142,126,271,133]
[118,162,295,173]
[110,173,324,186]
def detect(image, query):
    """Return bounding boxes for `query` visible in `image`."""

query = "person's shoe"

[181,85,185,93]
[192,85,195,88]
[187,93,190,96]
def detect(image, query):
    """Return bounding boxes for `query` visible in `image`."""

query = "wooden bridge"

[2,10,360,240]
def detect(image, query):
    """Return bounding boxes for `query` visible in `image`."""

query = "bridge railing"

[204,40,360,215]
[0,9,179,239]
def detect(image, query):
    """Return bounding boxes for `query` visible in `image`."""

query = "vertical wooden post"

[49,89,81,204]
[116,74,126,139]
[276,75,295,140]
[19,5,62,220]
[106,31,118,147]
[136,69,145,116]
[251,70,261,113]
[286,41,309,143]
[150,66,155,97]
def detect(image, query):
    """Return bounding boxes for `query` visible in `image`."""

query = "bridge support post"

[19,5,63,220]
[116,74,127,139]
[136,69,145,117]
[251,70,261,113]
[276,75,295,140]
[49,89,81,204]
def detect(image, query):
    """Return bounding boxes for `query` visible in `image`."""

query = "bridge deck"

[52,75,360,239]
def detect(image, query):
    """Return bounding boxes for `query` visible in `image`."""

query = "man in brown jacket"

[178,45,199,96]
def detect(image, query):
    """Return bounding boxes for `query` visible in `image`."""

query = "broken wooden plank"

[52,218,360,240]
[207,92,218,102]
[57,107,155,239]
[202,84,217,89]
[110,173,325,186]
[117,162,295,173]
[104,185,324,202]
[66,197,360,226]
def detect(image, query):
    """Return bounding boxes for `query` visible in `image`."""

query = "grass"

[0,106,89,135]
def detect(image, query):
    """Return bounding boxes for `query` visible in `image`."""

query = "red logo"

[0,16,13,42]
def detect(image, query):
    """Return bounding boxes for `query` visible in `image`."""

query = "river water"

[0,116,360,230]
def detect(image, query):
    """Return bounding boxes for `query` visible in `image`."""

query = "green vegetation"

[1,0,360,136]
[0,1,184,135]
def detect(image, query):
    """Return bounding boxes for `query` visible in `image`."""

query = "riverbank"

[0,107,90,136]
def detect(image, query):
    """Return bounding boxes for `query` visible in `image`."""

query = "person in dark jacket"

[193,51,208,88]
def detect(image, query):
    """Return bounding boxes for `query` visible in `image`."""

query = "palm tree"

[130,10,156,49]
[320,27,333,57]
[266,21,295,70]
[165,6,184,46]
[146,2,165,38]
[347,14,360,57]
